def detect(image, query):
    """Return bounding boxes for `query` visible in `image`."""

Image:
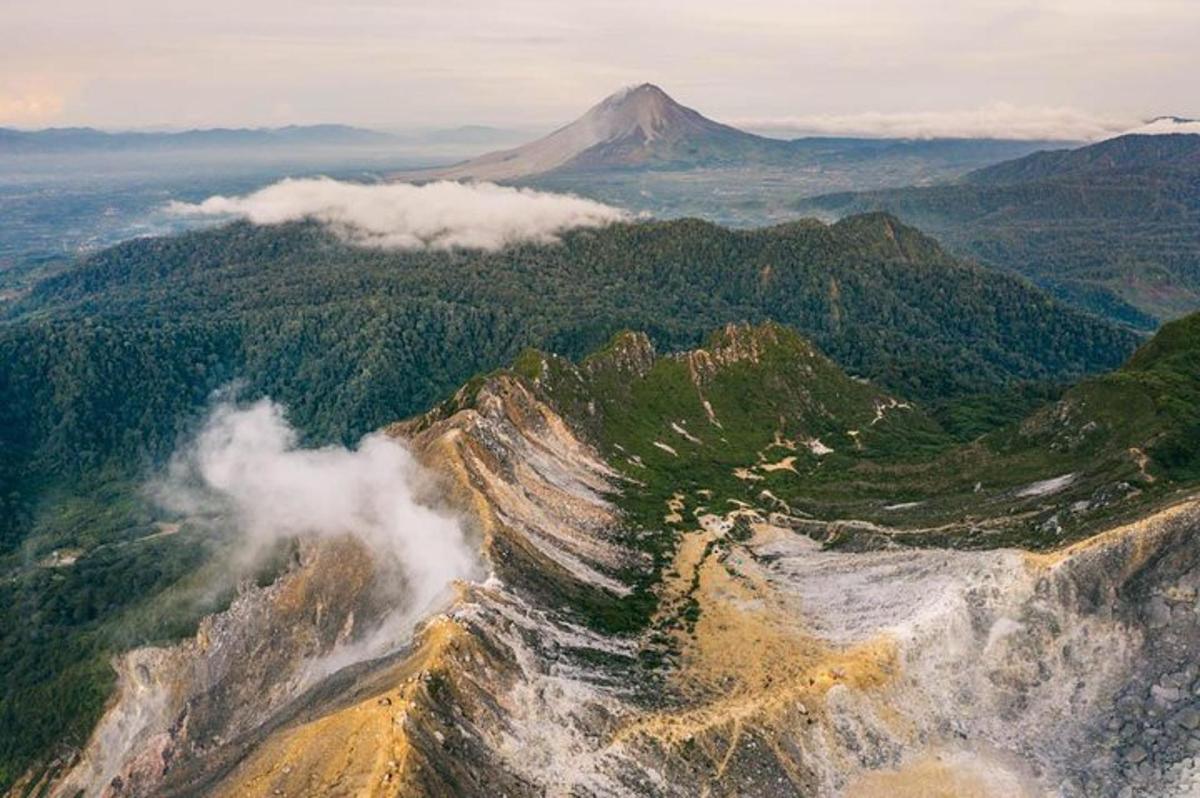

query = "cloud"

[1123,116,1200,136]
[155,398,479,641]
[168,177,630,250]
[737,104,1136,142]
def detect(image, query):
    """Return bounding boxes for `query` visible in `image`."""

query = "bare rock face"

[49,369,1200,797]
[51,538,388,797]
[584,332,658,381]
[683,322,796,383]
[49,374,637,797]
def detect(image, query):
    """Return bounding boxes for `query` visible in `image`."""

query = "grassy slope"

[412,315,1199,643]
[454,314,1200,578]
[526,323,948,528]
[1051,311,1200,481]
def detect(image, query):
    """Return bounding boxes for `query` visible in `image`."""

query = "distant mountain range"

[0,124,398,153]
[798,131,1200,329]
[401,84,1072,182]
[966,130,1200,183]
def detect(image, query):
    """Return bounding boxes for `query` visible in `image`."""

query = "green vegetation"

[0,529,207,788]
[482,315,1200,604]
[1058,311,1200,481]
[529,323,951,531]
[799,134,1200,328]
[0,522,291,790]
[0,213,1144,786]
[2,213,1135,551]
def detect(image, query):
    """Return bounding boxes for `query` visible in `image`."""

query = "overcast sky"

[3,0,1197,137]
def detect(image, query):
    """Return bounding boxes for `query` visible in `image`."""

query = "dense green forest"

[3,212,1136,537]
[0,212,1139,786]
[798,134,1200,329]
[1097,311,1200,480]
[1,212,1142,556]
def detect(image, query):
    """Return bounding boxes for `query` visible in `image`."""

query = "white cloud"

[738,104,1136,142]
[1121,116,1200,136]
[168,177,630,250]
[156,398,479,643]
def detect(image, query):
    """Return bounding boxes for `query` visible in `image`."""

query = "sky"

[3,0,1198,137]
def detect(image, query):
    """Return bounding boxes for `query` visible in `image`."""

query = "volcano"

[416,83,793,181]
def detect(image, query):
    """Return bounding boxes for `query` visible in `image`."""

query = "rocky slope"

[34,322,1200,797]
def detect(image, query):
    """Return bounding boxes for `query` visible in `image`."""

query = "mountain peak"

[601,82,672,106]
[408,82,775,182]
[608,82,666,97]
[579,83,696,145]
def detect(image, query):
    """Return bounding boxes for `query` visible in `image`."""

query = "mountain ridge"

[797,133,1200,327]
[0,124,397,153]
[0,213,1139,785]
[966,132,1200,184]
[0,210,1137,562]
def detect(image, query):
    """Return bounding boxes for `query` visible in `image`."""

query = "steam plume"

[156,398,478,633]
[168,177,629,250]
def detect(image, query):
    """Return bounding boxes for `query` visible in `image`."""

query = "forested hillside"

[2,212,1137,551]
[0,213,1143,784]
[798,134,1200,328]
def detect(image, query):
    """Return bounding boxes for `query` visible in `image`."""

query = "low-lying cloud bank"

[740,103,1134,141]
[1125,117,1200,136]
[168,177,629,250]
[157,398,478,629]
